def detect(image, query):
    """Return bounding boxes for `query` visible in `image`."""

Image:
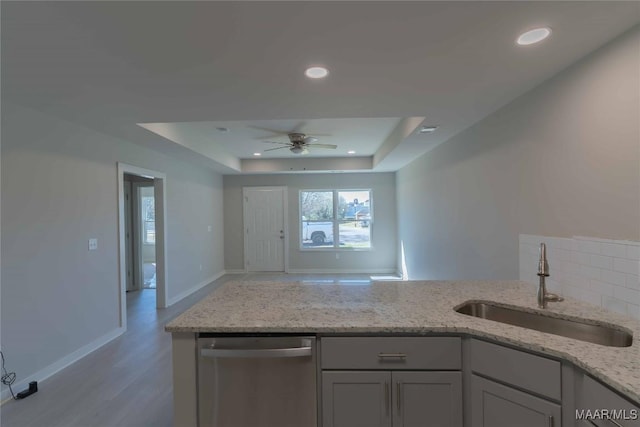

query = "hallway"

[0,273,376,427]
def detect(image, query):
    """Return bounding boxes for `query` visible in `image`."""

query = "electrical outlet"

[88,238,98,251]
[199,264,203,271]
[207,225,212,232]
[335,253,340,260]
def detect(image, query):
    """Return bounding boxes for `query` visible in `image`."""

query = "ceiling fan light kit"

[290,146,307,154]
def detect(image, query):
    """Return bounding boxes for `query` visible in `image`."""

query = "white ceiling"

[2,2,638,174]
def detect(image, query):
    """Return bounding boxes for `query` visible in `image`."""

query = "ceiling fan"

[262,132,337,155]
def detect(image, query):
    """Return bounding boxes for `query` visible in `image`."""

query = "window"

[300,190,372,249]
[141,196,155,244]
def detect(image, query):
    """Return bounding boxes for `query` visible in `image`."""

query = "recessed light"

[216,127,229,132]
[517,27,551,46]
[347,150,356,155]
[253,152,261,156]
[419,126,439,134]
[305,66,329,79]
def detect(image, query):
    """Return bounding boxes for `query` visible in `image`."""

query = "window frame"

[299,188,373,251]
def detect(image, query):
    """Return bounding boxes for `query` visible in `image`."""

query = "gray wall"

[1,103,225,394]
[224,173,397,273]
[396,27,639,280]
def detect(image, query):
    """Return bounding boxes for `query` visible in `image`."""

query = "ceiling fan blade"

[281,120,333,138]
[307,144,338,149]
[264,146,289,152]
[303,136,318,144]
[262,140,291,145]
[305,133,332,137]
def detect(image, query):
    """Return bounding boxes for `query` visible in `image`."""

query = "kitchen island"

[166,279,640,426]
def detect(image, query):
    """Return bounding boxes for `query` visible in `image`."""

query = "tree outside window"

[142,196,155,244]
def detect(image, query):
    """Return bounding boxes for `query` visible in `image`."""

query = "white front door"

[243,187,286,272]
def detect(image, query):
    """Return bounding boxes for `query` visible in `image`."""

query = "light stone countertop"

[165,279,640,402]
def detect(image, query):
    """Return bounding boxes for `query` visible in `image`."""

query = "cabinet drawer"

[321,337,461,370]
[579,375,640,427]
[470,339,561,401]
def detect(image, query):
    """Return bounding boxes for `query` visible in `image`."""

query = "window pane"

[144,221,155,244]
[142,196,155,221]
[338,220,371,248]
[300,191,333,248]
[338,191,371,222]
[141,196,155,244]
[300,191,333,220]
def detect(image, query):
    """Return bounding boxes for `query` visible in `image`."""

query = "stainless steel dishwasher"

[197,335,317,427]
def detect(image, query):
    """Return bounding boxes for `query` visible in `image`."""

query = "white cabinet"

[469,339,563,427]
[322,371,462,427]
[321,337,463,427]
[576,374,640,427]
[471,374,561,427]
[322,371,390,427]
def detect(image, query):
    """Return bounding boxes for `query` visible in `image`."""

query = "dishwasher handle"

[201,345,312,359]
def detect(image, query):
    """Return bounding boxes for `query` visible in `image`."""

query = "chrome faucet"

[537,243,564,308]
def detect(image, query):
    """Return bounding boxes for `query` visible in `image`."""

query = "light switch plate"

[207,225,212,232]
[88,238,98,251]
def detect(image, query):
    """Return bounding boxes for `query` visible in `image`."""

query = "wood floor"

[0,273,375,427]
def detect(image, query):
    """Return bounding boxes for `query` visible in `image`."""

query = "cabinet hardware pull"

[378,353,407,359]
[384,382,390,416]
[397,382,401,413]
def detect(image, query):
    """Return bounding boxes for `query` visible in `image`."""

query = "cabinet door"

[578,375,640,427]
[392,371,463,427]
[322,371,392,427]
[472,375,561,427]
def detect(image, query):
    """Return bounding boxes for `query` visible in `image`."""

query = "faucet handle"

[545,292,564,303]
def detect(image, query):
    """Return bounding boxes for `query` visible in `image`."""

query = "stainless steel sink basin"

[455,301,633,347]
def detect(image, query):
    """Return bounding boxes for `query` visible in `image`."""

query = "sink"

[455,301,633,347]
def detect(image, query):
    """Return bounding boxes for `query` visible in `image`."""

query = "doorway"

[123,174,156,292]
[118,163,167,331]
[243,187,288,272]
[138,185,157,289]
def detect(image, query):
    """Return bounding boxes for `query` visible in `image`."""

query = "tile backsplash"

[519,234,640,320]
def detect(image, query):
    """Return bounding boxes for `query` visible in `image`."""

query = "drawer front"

[470,339,561,401]
[579,375,640,427]
[321,337,461,370]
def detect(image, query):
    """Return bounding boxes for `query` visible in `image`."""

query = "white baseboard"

[1,327,124,404]
[286,268,397,274]
[224,269,246,274]
[167,271,225,306]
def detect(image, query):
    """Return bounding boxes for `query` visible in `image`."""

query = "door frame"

[117,163,168,330]
[242,186,289,273]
